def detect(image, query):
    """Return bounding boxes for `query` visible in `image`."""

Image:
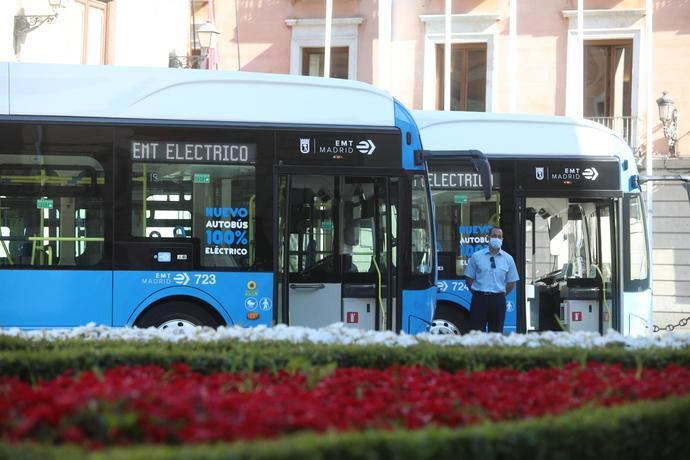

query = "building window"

[435,44,487,111]
[562,7,643,148]
[285,18,363,80]
[75,0,109,64]
[584,41,632,119]
[301,47,349,79]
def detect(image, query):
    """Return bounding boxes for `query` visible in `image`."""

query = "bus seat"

[341,253,358,272]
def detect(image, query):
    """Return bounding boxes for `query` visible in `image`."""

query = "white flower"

[2,323,689,349]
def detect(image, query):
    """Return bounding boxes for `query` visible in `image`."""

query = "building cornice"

[562,9,646,29]
[285,17,364,27]
[419,13,500,35]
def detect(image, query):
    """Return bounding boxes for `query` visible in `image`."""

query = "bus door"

[523,197,618,333]
[277,174,396,330]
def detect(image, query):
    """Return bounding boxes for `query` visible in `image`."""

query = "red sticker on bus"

[346,312,359,323]
[572,312,583,321]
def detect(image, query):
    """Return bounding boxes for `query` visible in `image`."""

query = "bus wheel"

[429,303,470,335]
[134,300,223,330]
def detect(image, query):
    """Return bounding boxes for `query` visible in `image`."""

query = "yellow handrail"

[27,236,104,266]
[248,194,256,265]
[593,264,613,331]
[30,239,37,265]
[27,237,104,242]
[142,164,148,237]
[371,255,385,330]
[39,209,44,265]
[0,237,13,265]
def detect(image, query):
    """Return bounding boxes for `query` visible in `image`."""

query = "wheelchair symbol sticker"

[245,297,258,311]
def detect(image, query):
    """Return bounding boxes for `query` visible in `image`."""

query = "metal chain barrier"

[653,315,690,333]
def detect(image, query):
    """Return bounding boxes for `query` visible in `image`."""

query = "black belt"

[472,291,505,296]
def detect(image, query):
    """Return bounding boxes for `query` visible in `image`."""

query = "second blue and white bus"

[415,111,652,336]
[0,62,437,333]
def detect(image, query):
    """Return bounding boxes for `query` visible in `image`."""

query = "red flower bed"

[1,362,689,446]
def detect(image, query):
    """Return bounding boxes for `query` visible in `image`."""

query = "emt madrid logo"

[297,138,377,156]
[535,167,545,181]
[356,139,376,155]
[299,138,311,154]
[582,167,599,180]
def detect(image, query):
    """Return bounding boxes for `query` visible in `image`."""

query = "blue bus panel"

[113,271,274,327]
[0,270,112,327]
[402,286,437,334]
[436,279,517,333]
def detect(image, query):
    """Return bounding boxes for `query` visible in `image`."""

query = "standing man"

[464,226,519,332]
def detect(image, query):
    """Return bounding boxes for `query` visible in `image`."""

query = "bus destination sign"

[518,160,620,191]
[131,141,256,164]
[277,131,401,168]
[426,170,499,190]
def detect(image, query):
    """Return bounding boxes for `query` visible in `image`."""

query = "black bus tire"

[134,300,224,330]
[430,302,471,335]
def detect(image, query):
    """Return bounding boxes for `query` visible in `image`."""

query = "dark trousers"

[470,293,506,333]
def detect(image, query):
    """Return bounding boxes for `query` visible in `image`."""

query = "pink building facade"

[199,0,688,160]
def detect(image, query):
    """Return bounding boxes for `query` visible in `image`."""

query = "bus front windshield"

[433,189,499,278]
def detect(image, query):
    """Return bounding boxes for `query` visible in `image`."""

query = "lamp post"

[656,91,679,157]
[197,21,220,70]
[14,0,65,55]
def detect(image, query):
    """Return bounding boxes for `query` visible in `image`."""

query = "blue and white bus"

[0,62,437,333]
[415,111,654,336]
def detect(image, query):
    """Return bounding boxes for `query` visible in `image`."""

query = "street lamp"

[15,0,64,35]
[656,91,679,157]
[14,0,65,55]
[197,21,220,69]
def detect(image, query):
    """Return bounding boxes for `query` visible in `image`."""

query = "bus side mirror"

[470,152,492,200]
[636,175,690,205]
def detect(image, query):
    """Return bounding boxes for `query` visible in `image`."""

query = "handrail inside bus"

[27,236,105,266]
[371,255,385,330]
[415,149,493,200]
[249,194,256,266]
[0,236,13,265]
[27,236,105,242]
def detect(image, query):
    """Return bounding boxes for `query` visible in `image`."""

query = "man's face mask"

[489,237,502,250]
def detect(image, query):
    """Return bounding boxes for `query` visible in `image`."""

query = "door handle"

[290,283,326,289]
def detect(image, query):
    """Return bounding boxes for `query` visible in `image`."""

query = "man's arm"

[505,254,519,295]
[465,254,476,291]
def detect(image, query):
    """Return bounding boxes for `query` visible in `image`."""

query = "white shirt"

[464,247,519,293]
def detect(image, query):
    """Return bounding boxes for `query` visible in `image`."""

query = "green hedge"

[2,394,688,460]
[1,337,690,380]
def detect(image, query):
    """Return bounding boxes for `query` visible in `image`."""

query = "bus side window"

[130,162,256,269]
[0,154,106,267]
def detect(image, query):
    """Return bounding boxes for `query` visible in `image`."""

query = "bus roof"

[0,62,396,127]
[414,110,637,165]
